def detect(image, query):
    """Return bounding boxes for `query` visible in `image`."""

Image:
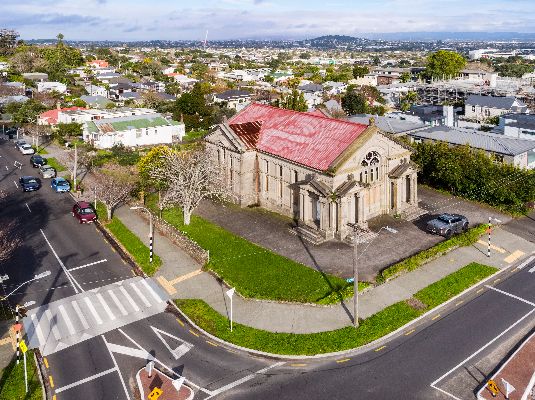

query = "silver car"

[39,164,56,179]
[426,213,469,238]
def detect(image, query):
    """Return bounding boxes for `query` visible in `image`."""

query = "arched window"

[360,151,381,183]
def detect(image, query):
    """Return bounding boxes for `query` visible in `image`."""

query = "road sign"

[19,340,28,354]
[145,361,154,378]
[225,288,235,298]
[172,376,185,391]
[13,323,22,332]
[148,387,163,400]
[487,380,500,397]
[501,378,515,399]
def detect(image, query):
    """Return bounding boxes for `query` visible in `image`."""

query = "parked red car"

[72,201,97,224]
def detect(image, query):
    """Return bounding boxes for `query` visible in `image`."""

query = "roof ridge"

[234,102,367,128]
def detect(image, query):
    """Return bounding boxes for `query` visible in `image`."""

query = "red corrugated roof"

[228,103,368,171]
[39,107,87,125]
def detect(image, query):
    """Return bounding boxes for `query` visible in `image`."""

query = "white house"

[83,113,185,148]
[465,95,529,122]
[36,81,67,94]
[213,90,252,111]
[58,107,158,124]
[500,113,535,140]
[84,84,108,97]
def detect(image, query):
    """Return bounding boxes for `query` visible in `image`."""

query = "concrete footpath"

[40,140,535,334]
[115,205,535,334]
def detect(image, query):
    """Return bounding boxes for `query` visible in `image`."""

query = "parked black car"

[19,176,41,192]
[426,213,469,238]
[30,154,47,168]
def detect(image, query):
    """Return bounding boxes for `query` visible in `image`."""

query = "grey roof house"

[465,95,529,122]
[408,126,535,169]
[499,113,535,140]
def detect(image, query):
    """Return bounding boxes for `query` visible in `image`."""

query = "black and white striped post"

[130,206,153,263]
[487,216,492,258]
[15,305,20,365]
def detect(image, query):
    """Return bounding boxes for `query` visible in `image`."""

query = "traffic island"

[136,366,193,400]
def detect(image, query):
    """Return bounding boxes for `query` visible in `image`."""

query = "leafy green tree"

[399,72,411,83]
[424,50,466,80]
[352,65,369,79]
[5,99,47,123]
[399,91,419,111]
[341,89,367,115]
[494,63,533,78]
[191,62,209,80]
[279,89,308,112]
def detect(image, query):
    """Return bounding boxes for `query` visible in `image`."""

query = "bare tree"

[0,191,19,262]
[93,164,138,220]
[23,123,52,152]
[155,147,228,225]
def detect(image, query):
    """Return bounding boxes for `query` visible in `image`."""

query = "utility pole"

[73,142,78,192]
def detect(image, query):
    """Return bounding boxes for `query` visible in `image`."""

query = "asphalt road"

[1,135,534,400]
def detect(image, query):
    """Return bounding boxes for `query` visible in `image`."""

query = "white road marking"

[528,265,535,273]
[44,310,61,341]
[140,279,163,303]
[105,342,153,359]
[83,297,103,325]
[40,229,80,294]
[206,362,286,397]
[96,293,116,320]
[5,165,8,170]
[30,314,46,347]
[71,300,89,330]
[516,256,535,270]
[119,286,140,312]
[129,282,151,308]
[107,290,128,316]
[485,285,535,306]
[150,326,193,360]
[54,367,117,394]
[68,259,107,272]
[101,335,131,400]
[25,203,31,213]
[58,305,76,336]
[430,308,535,396]
[13,180,17,188]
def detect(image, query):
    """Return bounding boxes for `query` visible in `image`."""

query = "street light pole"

[347,223,361,328]
[130,206,153,263]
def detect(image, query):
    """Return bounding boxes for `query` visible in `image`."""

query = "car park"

[30,154,47,168]
[19,143,35,155]
[39,165,56,179]
[51,177,71,193]
[72,201,97,224]
[19,176,41,192]
[426,213,469,238]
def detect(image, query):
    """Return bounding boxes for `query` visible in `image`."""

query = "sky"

[1,0,535,41]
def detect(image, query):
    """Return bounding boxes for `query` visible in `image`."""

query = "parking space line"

[13,180,17,188]
[25,203,31,213]
[68,259,107,272]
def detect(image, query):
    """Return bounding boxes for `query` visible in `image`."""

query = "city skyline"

[2,0,535,41]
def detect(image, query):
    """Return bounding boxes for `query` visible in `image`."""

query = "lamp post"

[130,206,153,263]
[347,224,397,328]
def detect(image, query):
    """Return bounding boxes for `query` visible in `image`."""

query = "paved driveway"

[195,186,510,282]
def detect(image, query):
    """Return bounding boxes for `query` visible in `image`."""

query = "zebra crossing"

[23,277,169,356]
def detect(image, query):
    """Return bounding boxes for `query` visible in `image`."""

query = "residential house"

[348,115,426,136]
[408,126,535,169]
[166,73,198,90]
[79,95,114,109]
[84,84,108,97]
[465,95,529,122]
[204,103,419,243]
[323,81,348,95]
[58,107,157,125]
[213,90,252,111]
[36,81,67,94]
[22,73,48,82]
[499,113,535,140]
[82,113,185,148]
[87,60,109,68]
[38,107,87,125]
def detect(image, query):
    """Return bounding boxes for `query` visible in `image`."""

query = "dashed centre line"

[336,358,350,363]
[374,346,386,352]
[189,329,199,337]
[431,314,441,321]
[404,329,415,336]
[176,318,184,327]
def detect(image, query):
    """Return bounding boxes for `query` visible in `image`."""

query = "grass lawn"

[176,263,498,355]
[32,146,48,155]
[96,202,162,276]
[0,351,43,400]
[414,262,497,309]
[146,195,350,304]
[378,224,488,282]
[177,299,421,355]
[46,157,67,173]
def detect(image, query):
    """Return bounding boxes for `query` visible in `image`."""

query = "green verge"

[176,262,497,355]
[46,157,66,173]
[378,225,487,282]
[414,262,497,309]
[32,146,48,155]
[176,299,421,355]
[146,195,350,304]
[96,202,162,276]
[0,351,43,400]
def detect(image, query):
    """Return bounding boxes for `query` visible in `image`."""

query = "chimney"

[489,73,498,88]
[443,105,454,127]
[56,101,61,110]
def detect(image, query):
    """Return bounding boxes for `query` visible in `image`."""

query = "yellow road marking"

[157,276,176,295]
[131,269,136,277]
[477,240,506,253]
[169,269,203,285]
[176,318,184,327]
[44,357,49,369]
[290,363,307,367]
[374,346,386,352]
[431,314,441,321]
[49,375,55,388]
[455,300,464,306]
[0,337,12,346]
[336,358,350,363]
[53,396,57,400]
[504,250,525,264]
[111,247,116,253]
[206,341,218,347]
[404,329,415,336]
[493,278,501,284]
[226,348,238,354]
[189,330,199,337]
[476,288,485,294]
